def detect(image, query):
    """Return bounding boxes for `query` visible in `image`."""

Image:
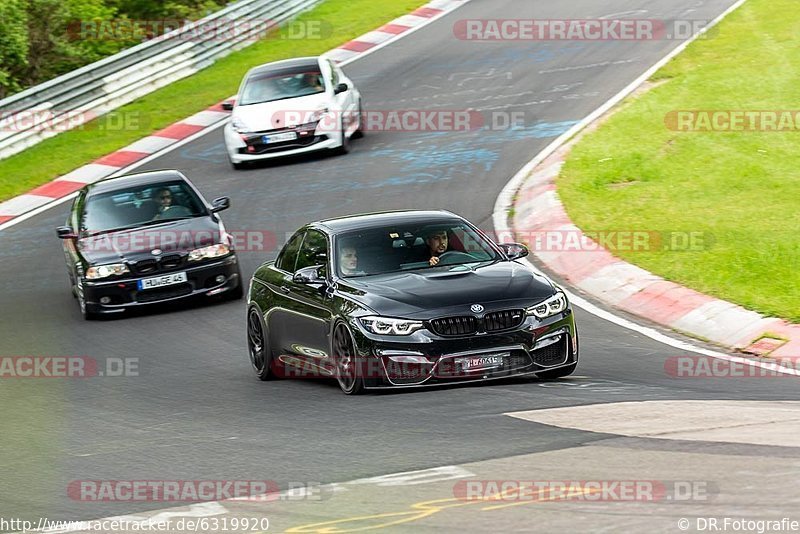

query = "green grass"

[0,0,427,201]
[558,0,800,322]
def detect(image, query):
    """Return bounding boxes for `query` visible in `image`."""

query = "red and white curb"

[0,0,469,230]
[512,142,800,359]
[494,0,798,360]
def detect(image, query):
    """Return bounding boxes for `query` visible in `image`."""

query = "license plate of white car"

[455,352,508,371]
[263,132,297,144]
[138,272,187,290]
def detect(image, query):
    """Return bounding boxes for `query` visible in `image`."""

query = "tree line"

[0,0,228,99]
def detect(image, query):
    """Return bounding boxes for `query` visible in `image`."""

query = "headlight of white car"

[359,316,424,336]
[231,118,249,133]
[526,291,568,319]
[188,244,230,262]
[86,263,129,280]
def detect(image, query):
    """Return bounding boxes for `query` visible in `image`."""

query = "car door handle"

[280,285,292,293]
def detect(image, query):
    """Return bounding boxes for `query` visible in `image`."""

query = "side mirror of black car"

[499,242,529,260]
[210,197,230,213]
[334,83,349,95]
[293,265,325,285]
[221,101,234,111]
[56,226,77,239]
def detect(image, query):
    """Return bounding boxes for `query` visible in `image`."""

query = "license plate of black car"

[455,352,508,371]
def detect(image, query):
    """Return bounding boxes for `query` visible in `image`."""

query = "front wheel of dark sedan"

[247,308,274,381]
[76,278,97,320]
[332,322,365,395]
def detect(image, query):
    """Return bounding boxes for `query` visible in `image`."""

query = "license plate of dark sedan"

[137,272,187,290]
[263,132,297,144]
[456,352,508,371]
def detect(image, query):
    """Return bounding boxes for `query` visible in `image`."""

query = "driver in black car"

[425,229,449,266]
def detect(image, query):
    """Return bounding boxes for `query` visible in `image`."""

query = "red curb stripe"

[95,150,149,168]
[28,180,86,198]
[547,249,621,284]
[339,40,377,53]
[153,123,205,140]
[378,23,412,34]
[618,282,716,326]
[0,216,14,224]
[411,6,443,18]
[208,101,233,113]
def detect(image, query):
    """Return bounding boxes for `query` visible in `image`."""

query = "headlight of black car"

[85,263,130,280]
[188,244,231,262]
[526,291,568,319]
[359,316,424,336]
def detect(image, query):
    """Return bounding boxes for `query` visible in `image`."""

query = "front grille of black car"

[159,254,183,270]
[429,316,478,336]
[532,337,568,367]
[135,283,192,303]
[428,309,525,337]
[501,352,534,371]
[133,259,158,274]
[384,361,434,385]
[484,309,525,332]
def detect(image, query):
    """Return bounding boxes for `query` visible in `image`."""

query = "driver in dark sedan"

[425,229,449,266]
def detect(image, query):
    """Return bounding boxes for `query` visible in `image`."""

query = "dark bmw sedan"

[57,170,242,319]
[246,210,579,394]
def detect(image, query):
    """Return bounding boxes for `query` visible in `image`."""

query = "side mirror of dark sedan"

[293,265,325,285]
[221,101,234,111]
[210,197,230,213]
[333,82,349,95]
[56,226,77,239]
[499,242,529,260]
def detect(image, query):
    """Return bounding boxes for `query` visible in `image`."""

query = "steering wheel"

[435,251,477,266]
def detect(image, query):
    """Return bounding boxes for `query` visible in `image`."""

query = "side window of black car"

[276,231,305,273]
[295,230,329,274]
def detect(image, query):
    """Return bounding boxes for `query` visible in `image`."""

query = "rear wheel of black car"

[247,307,273,381]
[332,322,364,395]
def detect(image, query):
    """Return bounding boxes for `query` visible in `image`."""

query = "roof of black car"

[316,210,462,233]
[248,57,320,77]
[87,170,187,195]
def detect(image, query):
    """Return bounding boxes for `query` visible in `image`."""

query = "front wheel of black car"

[247,307,273,381]
[536,362,577,379]
[76,278,97,320]
[332,322,365,395]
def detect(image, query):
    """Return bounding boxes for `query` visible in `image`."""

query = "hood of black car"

[77,217,221,265]
[341,261,555,319]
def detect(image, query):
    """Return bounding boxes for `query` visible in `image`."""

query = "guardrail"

[0,0,322,161]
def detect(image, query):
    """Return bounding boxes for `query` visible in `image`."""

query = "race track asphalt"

[3,0,796,529]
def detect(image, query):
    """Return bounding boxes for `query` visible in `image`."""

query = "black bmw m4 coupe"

[246,210,579,394]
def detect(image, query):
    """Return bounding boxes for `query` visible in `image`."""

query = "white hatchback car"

[223,56,362,169]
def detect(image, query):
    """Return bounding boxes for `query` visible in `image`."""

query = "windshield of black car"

[239,67,325,106]
[335,221,500,278]
[82,181,206,235]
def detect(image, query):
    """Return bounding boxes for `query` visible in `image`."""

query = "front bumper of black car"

[82,255,241,314]
[350,310,578,388]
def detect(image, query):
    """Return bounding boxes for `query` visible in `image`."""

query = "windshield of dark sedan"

[335,221,501,277]
[82,181,206,234]
[239,66,325,106]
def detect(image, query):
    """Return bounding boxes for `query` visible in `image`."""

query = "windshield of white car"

[335,221,501,278]
[239,68,325,106]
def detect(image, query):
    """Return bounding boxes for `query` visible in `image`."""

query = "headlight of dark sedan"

[85,263,130,280]
[359,316,424,336]
[526,291,568,319]
[188,244,230,262]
